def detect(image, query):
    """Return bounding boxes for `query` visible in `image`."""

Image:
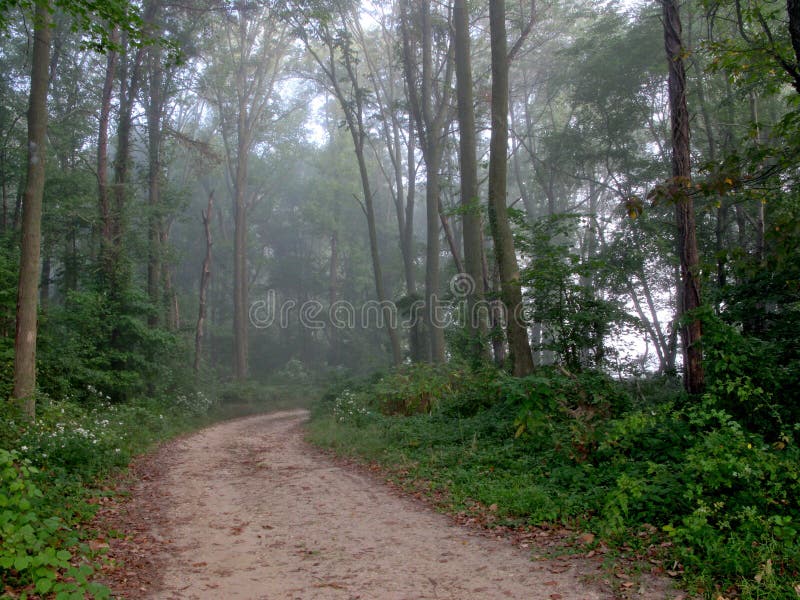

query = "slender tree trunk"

[352,135,403,366]
[490,262,507,367]
[400,0,452,364]
[109,35,144,290]
[97,30,118,255]
[420,0,445,363]
[12,1,51,417]
[146,8,164,328]
[425,154,446,362]
[404,119,423,362]
[488,0,534,376]
[195,191,214,374]
[627,280,666,373]
[13,179,23,230]
[663,0,704,394]
[439,198,464,274]
[327,230,340,365]
[233,125,249,380]
[454,0,490,362]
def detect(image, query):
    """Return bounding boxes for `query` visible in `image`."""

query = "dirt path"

[99,411,677,599]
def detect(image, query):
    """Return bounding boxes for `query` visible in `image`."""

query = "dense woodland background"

[1,0,800,597]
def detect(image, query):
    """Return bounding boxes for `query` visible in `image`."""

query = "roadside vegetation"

[309,357,800,599]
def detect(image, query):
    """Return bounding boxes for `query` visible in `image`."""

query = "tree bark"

[233,109,249,379]
[109,34,144,290]
[488,0,534,377]
[146,1,164,328]
[97,29,118,257]
[404,119,423,362]
[454,0,490,362]
[12,1,51,417]
[663,0,704,394]
[327,230,340,366]
[195,191,214,374]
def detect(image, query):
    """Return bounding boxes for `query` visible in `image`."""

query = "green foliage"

[38,289,179,402]
[0,448,109,599]
[0,0,145,53]
[371,363,464,416]
[516,214,629,370]
[0,237,17,400]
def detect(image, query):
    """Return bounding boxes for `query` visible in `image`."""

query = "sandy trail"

[106,411,670,599]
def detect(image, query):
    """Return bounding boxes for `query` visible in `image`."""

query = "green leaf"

[14,554,30,570]
[36,577,54,594]
[56,549,71,561]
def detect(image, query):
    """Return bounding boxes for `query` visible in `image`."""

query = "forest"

[1,0,800,597]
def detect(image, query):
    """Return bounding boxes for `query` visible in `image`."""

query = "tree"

[453,0,489,363]
[353,4,423,362]
[288,2,403,366]
[662,0,704,394]
[487,0,534,376]
[201,1,289,379]
[12,1,50,417]
[400,0,454,364]
[7,0,149,414]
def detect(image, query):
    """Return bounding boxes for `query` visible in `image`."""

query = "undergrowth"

[308,363,800,599]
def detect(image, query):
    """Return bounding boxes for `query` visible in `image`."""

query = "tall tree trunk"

[663,0,704,394]
[400,0,452,364]
[12,1,51,417]
[425,154,445,362]
[352,133,403,366]
[421,0,445,363]
[327,230,340,366]
[439,197,464,274]
[146,4,164,328]
[490,262,507,367]
[454,0,490,362]
[488,0,534,377]
[195,191,214,374]
[233,121,249,380]
[97,30,118,257]
[109,35,144,290]
[404,119,423,362]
